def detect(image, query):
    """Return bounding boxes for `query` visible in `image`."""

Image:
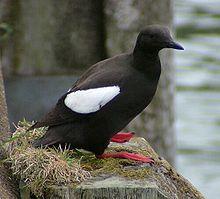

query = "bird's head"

[135,25,184,53]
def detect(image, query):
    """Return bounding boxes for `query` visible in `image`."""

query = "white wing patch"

[64,86,120,114]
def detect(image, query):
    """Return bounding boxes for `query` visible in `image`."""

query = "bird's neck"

[132,45,161,76]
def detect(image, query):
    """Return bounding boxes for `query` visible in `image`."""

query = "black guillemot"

[30,25,184,163]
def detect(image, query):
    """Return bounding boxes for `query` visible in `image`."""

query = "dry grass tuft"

[7,120,91,197]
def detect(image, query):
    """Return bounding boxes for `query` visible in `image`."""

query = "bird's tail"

[28,121,44,131]
[32,135,59,148]
[32,127,60,148]
[32,137,45,148]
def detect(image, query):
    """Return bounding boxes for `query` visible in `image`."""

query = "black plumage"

[30,25,183,156]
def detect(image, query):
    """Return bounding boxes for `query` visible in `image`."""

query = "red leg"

[96,152,154,163]
[110,132,135,143]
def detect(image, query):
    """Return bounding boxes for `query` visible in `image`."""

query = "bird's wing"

[64,86,120,114]
[30,55,129,129]
[29,96,77,129]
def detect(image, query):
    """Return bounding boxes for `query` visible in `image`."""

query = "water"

[174,0,220,198]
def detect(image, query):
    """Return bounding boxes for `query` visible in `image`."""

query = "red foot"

[96,152,154,163]
[110,132,135,143]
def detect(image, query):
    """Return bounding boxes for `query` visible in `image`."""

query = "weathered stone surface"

[48,177,168,199]
[0,55,19,198]
[20,137,204,199]
[0,163,19,199]
[0,59,10,143]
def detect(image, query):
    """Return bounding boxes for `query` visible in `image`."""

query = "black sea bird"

[30,25,184,163]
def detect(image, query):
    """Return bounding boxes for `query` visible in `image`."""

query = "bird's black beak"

[167,41,184,50]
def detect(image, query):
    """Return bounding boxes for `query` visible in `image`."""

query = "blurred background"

[175,0,220,198]
[0,0,220,198]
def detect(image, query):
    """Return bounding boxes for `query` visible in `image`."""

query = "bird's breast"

[100,74,159,123]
